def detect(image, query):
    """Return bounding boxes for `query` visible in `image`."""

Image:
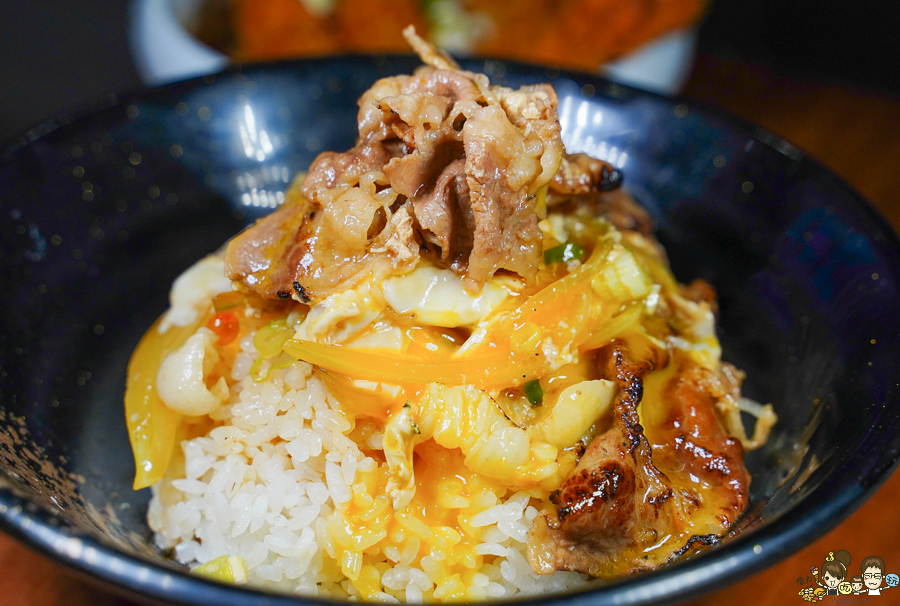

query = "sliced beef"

[404,68,481,105]
[225,28,606,301]
[357,74,410,141]
[300,140,401,207]
[411,159,474,266]
[459,85,564,288]
[225,186,418,302]
[462,106,541,287]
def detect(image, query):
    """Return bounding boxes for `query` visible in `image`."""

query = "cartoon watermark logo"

[797,550,898,601]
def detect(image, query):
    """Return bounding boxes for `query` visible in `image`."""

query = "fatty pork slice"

[527,345,750,577]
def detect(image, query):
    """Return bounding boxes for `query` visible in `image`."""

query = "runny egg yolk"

[403,325,467,360]
[332,440,548,600]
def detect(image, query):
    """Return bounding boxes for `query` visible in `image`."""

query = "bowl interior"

[2,56,900,605]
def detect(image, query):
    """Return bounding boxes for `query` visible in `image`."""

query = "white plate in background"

[129,0,696,95]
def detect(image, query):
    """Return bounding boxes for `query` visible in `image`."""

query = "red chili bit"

[207,312,239,346]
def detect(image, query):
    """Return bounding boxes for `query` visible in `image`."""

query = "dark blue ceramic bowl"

[1,56,899,606]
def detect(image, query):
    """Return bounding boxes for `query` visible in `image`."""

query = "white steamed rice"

[148,329,595,601]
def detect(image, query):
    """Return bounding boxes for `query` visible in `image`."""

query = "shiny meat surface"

[411,158,473,266]
[222,198,310,300]
[527,345,750,577]
[461,84,563,288]
[224,28,625,302]
[549,153,623,201]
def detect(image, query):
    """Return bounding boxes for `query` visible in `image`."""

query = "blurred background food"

[130,0,704,93]
[3,1,899,144]
[210,0,706,70]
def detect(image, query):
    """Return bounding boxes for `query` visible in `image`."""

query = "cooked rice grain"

[149,334,593,600]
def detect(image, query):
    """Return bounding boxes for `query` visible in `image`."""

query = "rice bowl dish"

[126,28,776,601]
[3,28,898,606]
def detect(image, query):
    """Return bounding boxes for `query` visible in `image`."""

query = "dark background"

[2,0,899,146]
[701,0,900,89]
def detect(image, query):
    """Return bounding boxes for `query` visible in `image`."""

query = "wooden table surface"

[3,52,900,605]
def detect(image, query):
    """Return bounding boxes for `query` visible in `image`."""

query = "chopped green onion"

[544,242,585,264]
[524,379,544,406]
[249,351,295,383]
[253,318,292,358]
[248,319,296,383]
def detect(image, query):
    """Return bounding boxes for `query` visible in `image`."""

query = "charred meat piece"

[527,345,749,577]
[548,153,624,202]
[223,198,311,301]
